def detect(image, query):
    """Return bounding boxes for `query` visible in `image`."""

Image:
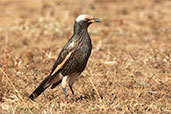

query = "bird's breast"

[61,43,92,76]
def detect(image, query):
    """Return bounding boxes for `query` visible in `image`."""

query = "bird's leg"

[62,88,68,100]
[68,74,79,101]
[69,85,74,95]
[69,84,77,101]
[69,74,78,96]
[62,76,69,100]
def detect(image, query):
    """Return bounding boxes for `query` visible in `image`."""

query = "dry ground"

[0,0,171,113]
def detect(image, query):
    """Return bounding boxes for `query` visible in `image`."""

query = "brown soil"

[0,0,171,113]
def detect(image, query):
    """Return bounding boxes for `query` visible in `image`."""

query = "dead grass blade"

[88,77,106,110]
[0,68,33,114]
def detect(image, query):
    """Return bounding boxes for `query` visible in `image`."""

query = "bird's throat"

[73,22,88,35]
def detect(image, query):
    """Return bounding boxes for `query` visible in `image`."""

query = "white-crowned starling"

[29,14,100,100]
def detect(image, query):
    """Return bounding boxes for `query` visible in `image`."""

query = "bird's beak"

[88,18,100,23]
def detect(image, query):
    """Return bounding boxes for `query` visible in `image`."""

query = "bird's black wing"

[49,40,74,77]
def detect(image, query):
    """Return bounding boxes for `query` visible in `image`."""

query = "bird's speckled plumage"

[29,14,99,100]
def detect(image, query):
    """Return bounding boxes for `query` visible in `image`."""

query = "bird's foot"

[65,95,68,101]
[71,94,79,101]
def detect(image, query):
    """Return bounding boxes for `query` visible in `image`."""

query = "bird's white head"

[76,14,93,22]
[73,14,100,31]
[75,14,100,23]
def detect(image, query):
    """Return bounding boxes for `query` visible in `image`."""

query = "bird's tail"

[29,76,51,100]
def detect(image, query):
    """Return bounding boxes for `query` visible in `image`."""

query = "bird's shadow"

[71,89,102,102]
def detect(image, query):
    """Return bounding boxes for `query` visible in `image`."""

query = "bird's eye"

[85,18,89,21]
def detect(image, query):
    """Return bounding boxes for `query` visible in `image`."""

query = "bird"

[29,14,100,100]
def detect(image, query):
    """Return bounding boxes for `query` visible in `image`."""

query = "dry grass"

[0,0,171,113]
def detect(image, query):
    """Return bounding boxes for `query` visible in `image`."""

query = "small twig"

[0,68,33,114]
[88,76,106,110]
[88,77,102,102]
[129,52,136,61]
